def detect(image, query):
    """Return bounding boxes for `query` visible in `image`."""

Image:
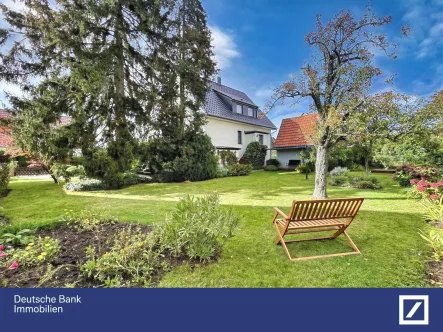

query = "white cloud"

[401,0,443,59]
[1,0,26,12]
[209,25,240,70]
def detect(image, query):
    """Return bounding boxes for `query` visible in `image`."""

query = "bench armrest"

[274,207,288,219]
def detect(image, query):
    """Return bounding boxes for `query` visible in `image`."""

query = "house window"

[258,134,264,145]
[236,104,242,114]
[238,131,242,144]
[248,107,253,116]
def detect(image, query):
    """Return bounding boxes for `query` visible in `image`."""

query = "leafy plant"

[420,229,443,261]
[421,196,443,223]
[3,236,60,268]
[81,227,166,288]
[328,175,348,186]
[330,166,349,176]
[328,174,382,189]
[60,209,118,232]
[295,165,308,173]
[243,141,268,169]
[228,164,253,176]
[0,163,10,195]
[0,229,35,246]
[264,165,279,171]
[159,193,240,261]
[219,150,238,167]
[216,166,229,178]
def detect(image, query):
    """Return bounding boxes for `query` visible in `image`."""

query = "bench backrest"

[288,198,364,221]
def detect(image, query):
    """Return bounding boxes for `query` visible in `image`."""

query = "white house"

[203,78,277,162]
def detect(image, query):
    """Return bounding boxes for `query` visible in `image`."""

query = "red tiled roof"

[274,113,318,148]
[0,110,13,148]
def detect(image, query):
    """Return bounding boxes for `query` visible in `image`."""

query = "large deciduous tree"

[266,7,403,198]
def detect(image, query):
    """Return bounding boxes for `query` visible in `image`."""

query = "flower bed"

[393,164,441,187]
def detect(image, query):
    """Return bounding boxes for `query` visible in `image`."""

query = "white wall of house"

[276,149,303,169]
[204,116,273,162]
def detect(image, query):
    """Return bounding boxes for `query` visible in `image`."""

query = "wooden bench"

[272,198,364,261]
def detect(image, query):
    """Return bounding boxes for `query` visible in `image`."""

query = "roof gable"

[274,113,318,148]
[204,81,276,129]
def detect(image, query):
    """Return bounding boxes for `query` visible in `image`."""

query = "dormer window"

[236,104,242,114]
[247,107,253,117]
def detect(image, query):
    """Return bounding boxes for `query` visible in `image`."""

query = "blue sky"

[203,0,443,130]
[1,0,442,131]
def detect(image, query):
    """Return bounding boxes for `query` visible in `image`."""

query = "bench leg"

[273,222,293,260]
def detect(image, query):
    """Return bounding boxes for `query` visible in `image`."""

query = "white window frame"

[248,107,253,116]
[236,104,242,114]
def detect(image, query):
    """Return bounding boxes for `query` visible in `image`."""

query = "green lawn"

[0,171,432,287]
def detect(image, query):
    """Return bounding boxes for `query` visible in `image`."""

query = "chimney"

[217,76,221,85]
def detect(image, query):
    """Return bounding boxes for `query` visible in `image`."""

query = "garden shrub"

[66,165,86,179]
[143,133,217,182]
[228,164,253,176]
[421,197,443,223]
[266,159,280,167]
[219,150,238,167]
[3,236,60,268]
[216,166,229,178]
[393,164,441,187]
[329,174,382,189]
[330,166,349,176]
[0,163,10,195]
[243,141,267,169]
[295,165,307,173]
[264,165,279,171]
[60,209,118,232]
[351,164,365,172]
[81,227,166,287]
[420,229,443,261]
[328,175,348,186]
[159,193,240,261]
[64,179,106,192]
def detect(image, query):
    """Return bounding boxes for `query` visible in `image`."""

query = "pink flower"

[0,245,4,251]
[431,182,443,188]
[430,194,440,200]
[0,251,7,258]
[410,179,419,185]
[8,261,19,270]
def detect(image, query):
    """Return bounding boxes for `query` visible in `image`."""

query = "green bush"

[264,165,279,171]
[228,164,253,176]
[216,166,229,178]
[145,133,217,182]
[66,165,86,179]
[81,227,166,287]
[219,150,238,167]
[295,164,307,173]
[420,229,443,262]
[0,229,35,246]
[84,149,125,189]
[243,141,267,169]
[266,159,280,167]
[159,193,240,261]
[0,163,10,195]
[64,179,106,192]
[329,174,382,189]
[328,175,348,186]
[5,236,60,268]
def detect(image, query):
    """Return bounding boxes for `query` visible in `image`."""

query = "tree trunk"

[364,156,369,175]
[313,145,329,199]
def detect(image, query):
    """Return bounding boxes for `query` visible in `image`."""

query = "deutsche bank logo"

[399,295,429,325]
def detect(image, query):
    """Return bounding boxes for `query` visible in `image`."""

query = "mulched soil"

[426,261,443,287]
[0,223,186,288]
[430,222,443,230]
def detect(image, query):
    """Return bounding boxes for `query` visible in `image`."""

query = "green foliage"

[145,133,217,182]
[329,174,382,189]
[0,229,35,246]
[159,193,240,261]
[60,210,118,232]
[66,165,86,179]
[5,236,60,268]
[81,227,166,288]
[264,165,279,171]
[243,141,268,169]
[228,164,253,176]
[330,166,349,176]
[64,179,106,192]
[266,158,280,167]
[420,229,443,262]
[0,163,10,195]
[219,150,238,167]
[295,165,307,173]
[216,166,229,178]
[421,197,443,223]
